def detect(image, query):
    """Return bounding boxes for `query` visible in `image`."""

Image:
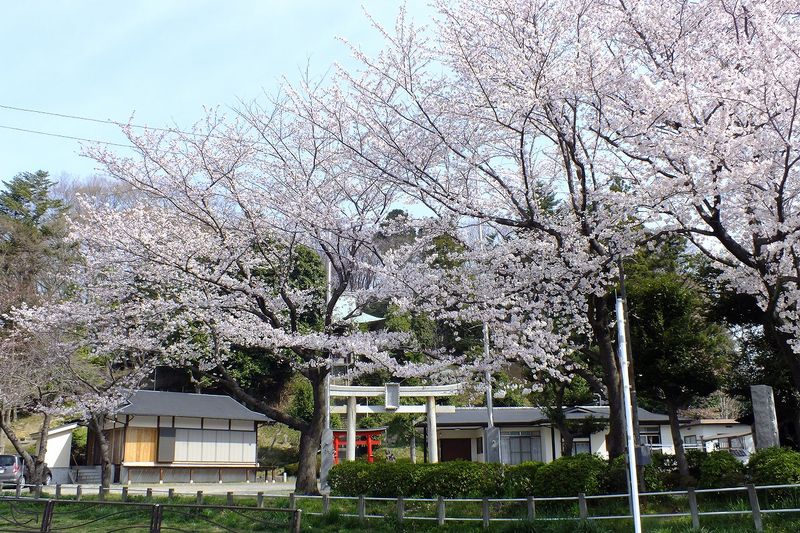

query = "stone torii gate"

[328,383,462,464]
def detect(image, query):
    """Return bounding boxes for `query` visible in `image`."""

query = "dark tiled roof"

[432,407,549,426]
[426,405,669,427]
[565,406,670,423]
[117,390,271,422]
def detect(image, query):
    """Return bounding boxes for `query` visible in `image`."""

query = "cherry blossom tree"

[0,328,73,486]
[597,0,800,402]
[19,104,422,494]
[296,0,646,456]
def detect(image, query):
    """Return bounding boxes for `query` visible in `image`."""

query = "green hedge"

[533,454,608,497]
[697,451,745,488]
[329,448,798,498]
[329,460,506,498]
[604,455,666,493]
[505,461,544,497]
[748,448,800,485]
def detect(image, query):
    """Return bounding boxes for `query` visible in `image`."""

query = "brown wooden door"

[440,438,472,461]
[124,428,158,462]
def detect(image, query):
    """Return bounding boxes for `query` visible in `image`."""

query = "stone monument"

[750,384,780,449]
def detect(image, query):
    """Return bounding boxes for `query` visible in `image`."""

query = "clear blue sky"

[0,1,432,184]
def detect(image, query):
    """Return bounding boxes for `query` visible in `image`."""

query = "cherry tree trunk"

[589,296,626,458]
[294,370,326,495]
[764,315,800,405]
[89,416,113,489]
[0,412,50,485]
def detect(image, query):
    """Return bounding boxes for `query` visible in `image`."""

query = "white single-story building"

[681,419,755,458]
[424,406,753,465]
[47,390,271,484]
[44,422,81,484]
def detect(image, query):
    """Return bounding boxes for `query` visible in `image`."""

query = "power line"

[0,103,193,136]
[0,124,138,150]
[0,103,270,146]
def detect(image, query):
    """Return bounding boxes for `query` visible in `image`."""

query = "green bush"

[328,461,375,496]
[328,460,505,497]
[505,461,543,497]
[533,454,607,497]
[416,461,506,498]
[603,455,666,493]
[685,449,707,479]
[697,451,745,488]
[748,447,800,485]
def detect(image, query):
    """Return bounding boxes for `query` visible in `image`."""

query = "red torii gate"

[331,428,385,464]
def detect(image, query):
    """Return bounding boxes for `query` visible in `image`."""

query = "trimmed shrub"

[328,461,374,496]
[416,461,506,498]
[533,454,607,497]
[748,447,800,485]
[505,461,543,497]
[603,455,666,493]
[328,460,505,498]
[697,451,745,488]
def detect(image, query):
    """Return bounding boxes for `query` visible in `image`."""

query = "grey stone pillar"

[751,385,780,449]
[319,428,334,493]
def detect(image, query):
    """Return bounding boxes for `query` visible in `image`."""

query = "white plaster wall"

[128,415,158,428]
[231,419,255,431]
[590,431,608,457]
[45,431,73,468]
[174,417,202,429]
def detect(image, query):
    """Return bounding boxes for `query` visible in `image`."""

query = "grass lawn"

[3,490,800,532]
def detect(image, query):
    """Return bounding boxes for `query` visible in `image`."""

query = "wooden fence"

[5,481,800,531]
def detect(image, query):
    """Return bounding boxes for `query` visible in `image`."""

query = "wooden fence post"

[40,500,55,532]
[76,485,82,501]
[98,485,105,500]
[482,497,490,529]
[15,481,22,497]
[257,492,265,509]
[396,495,404,523]
[168,488,174,502]
[146,487,153,501]
[291,509,302,533]
[55,484,62,500]
[527,496,536,521]
[578,493,588,519]
[358,494,366,522]
[196,490,204,505]
[747,484,764,532]
[289,492,296,510]
[437,496,445,526]
[227,491,234,506]
[34,485,41,499]
[687,487,700,529]
[322,494,330,514]
[121,486,128,502]
[150,504,163,533]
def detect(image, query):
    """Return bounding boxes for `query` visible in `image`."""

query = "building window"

[476,437,483,455]
[684,435,698,449]
[500,431,542,465]
[573,439,591,455]
[640,426,662,448]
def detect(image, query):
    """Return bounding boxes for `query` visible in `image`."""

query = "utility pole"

[478,223,500,462]
[616,297,642,533]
